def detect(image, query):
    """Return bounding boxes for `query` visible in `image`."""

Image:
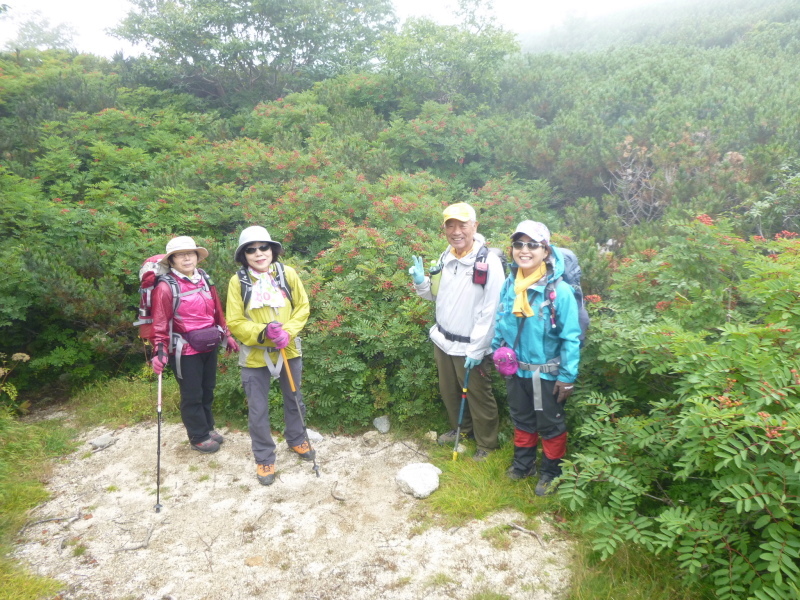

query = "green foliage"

[0,353,30,411]
[3,11,76,52]
[114,0,397,105]
[303,220,442,429]
[378,13,518,113]
[561,218,800,600]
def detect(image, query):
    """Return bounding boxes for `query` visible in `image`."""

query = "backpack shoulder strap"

[197,268,214,291]
[541,276,563,330]
[237,268,253,312]
[159,273,182,314]
[273,262,294,305]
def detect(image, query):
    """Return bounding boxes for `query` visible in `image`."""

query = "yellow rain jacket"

[226,264,310,368]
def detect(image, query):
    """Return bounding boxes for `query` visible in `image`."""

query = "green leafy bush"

[561,218,800,600]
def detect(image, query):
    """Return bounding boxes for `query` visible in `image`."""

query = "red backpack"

[134,255,170,346]
[133,255,215,347]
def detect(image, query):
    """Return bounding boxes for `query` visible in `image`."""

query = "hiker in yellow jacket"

[226,226,311,486]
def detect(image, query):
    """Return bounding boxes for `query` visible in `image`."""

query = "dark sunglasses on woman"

[512,241,545,251]
[245,244,272,254]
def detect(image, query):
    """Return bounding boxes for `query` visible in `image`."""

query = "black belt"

[436,323,471,343]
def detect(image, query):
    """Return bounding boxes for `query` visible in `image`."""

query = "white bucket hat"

[159,236,209,266]
[234,226,283,262]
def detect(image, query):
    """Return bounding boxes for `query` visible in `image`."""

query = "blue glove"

[464,356,481,370]
[408,255,425,285]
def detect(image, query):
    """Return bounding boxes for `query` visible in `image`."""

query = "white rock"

[373,415,390,433]
[424,431,438,442]
[306,428,324,442]
[395,463,443,499]
[88,434,116,450]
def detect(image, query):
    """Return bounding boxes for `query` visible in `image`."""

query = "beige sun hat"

[234,226,283,262]
[159,236,209,266]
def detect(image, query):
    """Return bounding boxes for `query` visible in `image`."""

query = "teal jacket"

[491,246,581,383]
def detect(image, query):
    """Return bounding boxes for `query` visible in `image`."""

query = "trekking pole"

[452,368,471,461]
[279,348,320,478]
[154,372,163,513]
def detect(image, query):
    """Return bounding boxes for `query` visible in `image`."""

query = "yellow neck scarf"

[450,242,475,259]
[512,264,547,317]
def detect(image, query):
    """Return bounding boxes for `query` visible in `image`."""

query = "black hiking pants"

[170,350,217,444]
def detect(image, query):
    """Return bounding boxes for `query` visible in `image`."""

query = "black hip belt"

[436,323,471,344]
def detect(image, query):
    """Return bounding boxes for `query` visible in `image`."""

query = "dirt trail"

[14,414,572,600]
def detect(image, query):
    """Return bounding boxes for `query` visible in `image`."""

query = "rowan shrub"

[302,224,442,430]
[561,217,800,600]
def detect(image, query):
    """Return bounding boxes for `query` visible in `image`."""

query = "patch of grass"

[427,444,549,523]
[0,409,75,597]
[71,543,88,557]
[425,572,454,587]
[198,474,210,482]
[467,591,511,600]
[188,465,199,472]
[565,535,714,600]
[105,485,119,492]
[208,460,221,470]
[481,524,512,550]
[0,410,75,600]
[67,374,182,428]
[386,575,412,589]
[0,555,62,600]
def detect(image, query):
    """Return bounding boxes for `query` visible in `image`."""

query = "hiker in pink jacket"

[151,236,237,453]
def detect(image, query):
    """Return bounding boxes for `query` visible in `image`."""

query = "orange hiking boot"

[256,464,275,486]
[289,440,316,461]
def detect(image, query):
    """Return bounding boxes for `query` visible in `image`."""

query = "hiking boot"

[535,475,558,496]
[257,464,276,486]
[506,465,536,480]
[208,430,224,445]
[191,438,220,453]
[290,440,316,461]
[472,449,492,462]
[437,429,474,446]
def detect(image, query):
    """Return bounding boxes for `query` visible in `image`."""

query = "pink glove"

[266,322,290,350]
[152,355,168,375]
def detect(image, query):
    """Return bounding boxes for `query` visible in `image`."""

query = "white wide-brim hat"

[234,226,283,261]
[159,236,209,266]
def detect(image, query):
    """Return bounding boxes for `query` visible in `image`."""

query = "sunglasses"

[512,241,545,251]
[244,244,272,255]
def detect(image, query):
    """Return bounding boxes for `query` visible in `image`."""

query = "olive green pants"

[433,345,499,451]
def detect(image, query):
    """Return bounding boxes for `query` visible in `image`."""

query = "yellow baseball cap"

[442,202,476,224]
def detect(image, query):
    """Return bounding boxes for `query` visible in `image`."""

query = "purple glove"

[266,322,290,350]
[152,355,168,375]
[224,335,239,357]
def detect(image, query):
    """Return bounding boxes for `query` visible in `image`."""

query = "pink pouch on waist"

[493,346,519,377]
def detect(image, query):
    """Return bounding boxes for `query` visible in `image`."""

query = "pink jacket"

[151,272,229,356]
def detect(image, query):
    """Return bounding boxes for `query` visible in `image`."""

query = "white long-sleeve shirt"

[414,235,504,360]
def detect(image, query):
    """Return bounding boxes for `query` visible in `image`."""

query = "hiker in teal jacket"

[492,220,581,496]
